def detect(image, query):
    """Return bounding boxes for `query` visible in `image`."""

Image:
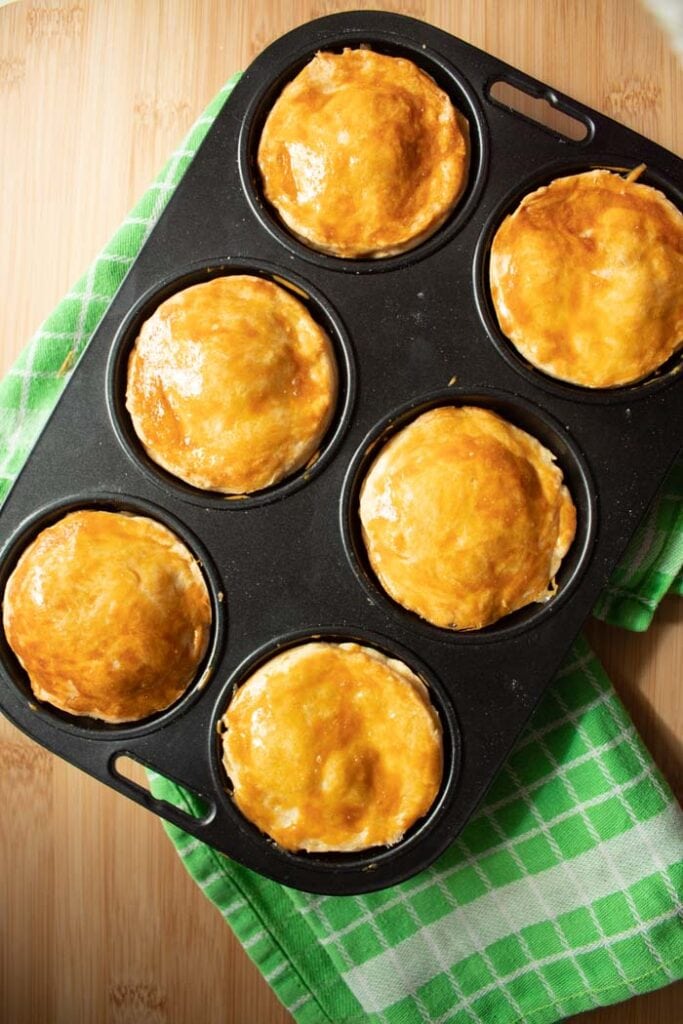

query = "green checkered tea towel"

[1,75,681,1024]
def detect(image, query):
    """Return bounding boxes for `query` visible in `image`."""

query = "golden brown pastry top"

[257,48,470,258]
[2,510,211,722]
[221,642,443,852]
[126,275,338,494]
[359,406,577,630]
[490,169,683,388]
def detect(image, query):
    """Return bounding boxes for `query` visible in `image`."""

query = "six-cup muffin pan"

[0,12,681,894]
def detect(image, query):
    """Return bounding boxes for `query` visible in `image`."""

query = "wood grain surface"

[0,2,681,1022]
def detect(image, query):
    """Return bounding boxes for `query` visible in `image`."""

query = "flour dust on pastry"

[257,48,470,258]
[2,510,212,722]
[359,406,577,630]
[126,275,338,493]
[221,641,443,852]
[490,169,683,388]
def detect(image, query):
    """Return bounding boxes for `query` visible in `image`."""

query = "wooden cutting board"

[0,2,680,1022]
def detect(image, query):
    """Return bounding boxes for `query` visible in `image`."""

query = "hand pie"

[126,275,338,493]
[490,169,683,388]
[221,642,443,852]
[2,510,211,722]
[257,48,470,258]
[359,406,577,630]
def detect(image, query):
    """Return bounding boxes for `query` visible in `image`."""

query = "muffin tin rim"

[0,492,227,740]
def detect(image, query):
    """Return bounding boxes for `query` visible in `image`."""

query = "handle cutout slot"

[488,79,590,142]
[112,753,213,824]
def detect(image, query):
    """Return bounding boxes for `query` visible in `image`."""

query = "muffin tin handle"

[109,751,216,828]
[486,73,594,143]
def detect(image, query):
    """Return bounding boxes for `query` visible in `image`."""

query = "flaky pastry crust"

[3,510,211,722]
[359,406,577,630]
[222,642,442,852]
[490,170,683,388]
[257,49,470,258]
[127,275,338,493]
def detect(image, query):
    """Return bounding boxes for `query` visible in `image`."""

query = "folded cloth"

[1,75,681,1024]
[593,456,683,631]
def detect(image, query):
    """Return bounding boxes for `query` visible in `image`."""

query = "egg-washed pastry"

[2,510,211,722]
[257,48,470,258]
[221,641,443,852]
[126,275,338,493]
[490,168,683,388]
[359,406,577,630]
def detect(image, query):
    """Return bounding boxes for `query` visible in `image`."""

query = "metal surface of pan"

[0,12,681,893]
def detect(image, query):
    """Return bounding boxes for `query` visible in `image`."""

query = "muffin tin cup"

[0,11,681,893]
[472,157,683,404]
[340,387,597,645]
[207,627,461,890]
[106,258,357,509]
[238,28,490,274]
[0,493,227,741]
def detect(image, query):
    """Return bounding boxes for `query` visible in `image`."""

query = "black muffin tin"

[0,12,681,895]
